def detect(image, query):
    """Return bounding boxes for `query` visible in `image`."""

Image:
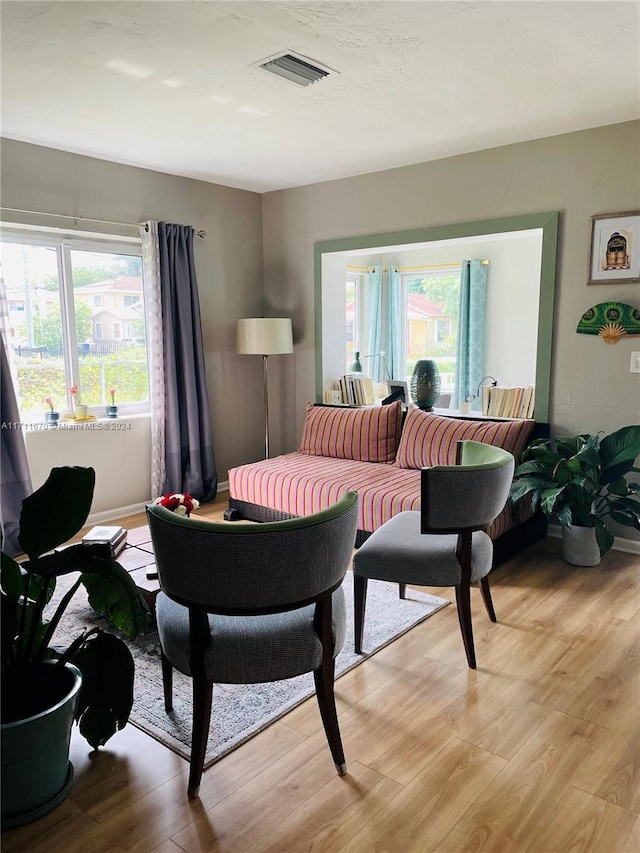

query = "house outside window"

[404,271,458,392]
[0,230,150,417]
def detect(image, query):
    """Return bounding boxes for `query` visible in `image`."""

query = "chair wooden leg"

[479,575,497,622]
[354,575,368,654]
[399,583,407,599]
[161,650,173,713]
[314,661,346,775]
[455,580,477,669]
[188,677,213,799]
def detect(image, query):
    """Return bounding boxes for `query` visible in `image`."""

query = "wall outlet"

[631,352,640,373]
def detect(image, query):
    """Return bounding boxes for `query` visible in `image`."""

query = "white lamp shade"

[237,317,293,355]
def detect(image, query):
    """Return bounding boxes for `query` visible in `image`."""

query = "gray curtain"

[158,223,217,502]
[0,333,32,556]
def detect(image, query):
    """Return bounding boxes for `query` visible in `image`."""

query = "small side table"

[117,526,159,615]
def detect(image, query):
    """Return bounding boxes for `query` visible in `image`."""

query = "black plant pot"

[106,405,118,418]
[410,359,441,411]
[44,411,59,425]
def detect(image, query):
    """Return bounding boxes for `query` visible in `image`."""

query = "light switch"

[631,352,640,373]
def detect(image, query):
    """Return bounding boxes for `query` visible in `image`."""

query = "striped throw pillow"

[298,402,403,462]
[394,406,535,469]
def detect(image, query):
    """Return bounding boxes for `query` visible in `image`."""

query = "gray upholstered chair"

[353,440,514,669]
[146,491,358,799]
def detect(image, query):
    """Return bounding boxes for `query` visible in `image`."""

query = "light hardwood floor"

[3,493,639,852]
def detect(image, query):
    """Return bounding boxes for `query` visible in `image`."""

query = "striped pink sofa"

[226,403,543,561]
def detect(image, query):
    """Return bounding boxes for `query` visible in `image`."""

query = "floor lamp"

[237,317,293,459]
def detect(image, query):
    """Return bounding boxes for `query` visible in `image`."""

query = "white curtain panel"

[140,221,165,498]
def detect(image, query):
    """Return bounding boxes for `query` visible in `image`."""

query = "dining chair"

[353,440,515,669]
[146,491,358,798]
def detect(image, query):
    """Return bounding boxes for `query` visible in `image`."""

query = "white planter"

[562,525,601,566]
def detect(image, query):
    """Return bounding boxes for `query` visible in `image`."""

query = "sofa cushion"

[298,401,403,463]
[394,406,535,469]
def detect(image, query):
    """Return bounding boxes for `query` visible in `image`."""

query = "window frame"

[1,226,150,417]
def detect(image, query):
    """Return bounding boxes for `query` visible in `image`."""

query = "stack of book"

[336,375,376,406]
[481,385,535,419]
[81,525,127,557]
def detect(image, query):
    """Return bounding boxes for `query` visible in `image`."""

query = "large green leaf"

[555,505,573,527]
[81,562,149,639]
[71,631,134,748]
[606,476,631,497]
[19,467,96,559]
[555,434,591,458]
[595,520,615,556]
[600,426,640,484]
[1,552,23,600]
[571,439,601,472]
[513,459,555,477]
[552,458,572,485]
[540,486,564,516]
[24,542,113,579]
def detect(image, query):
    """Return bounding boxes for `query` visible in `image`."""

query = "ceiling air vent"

[257,52,334,87]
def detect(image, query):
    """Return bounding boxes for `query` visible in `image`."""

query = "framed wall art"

[588,211,640,285]
[384,380,408,405]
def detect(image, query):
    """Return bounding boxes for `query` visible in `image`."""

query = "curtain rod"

[0,207,206,238]
[346,260,490,273]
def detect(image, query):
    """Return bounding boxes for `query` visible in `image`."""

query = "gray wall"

[3,122,639,515]
[263,120,640,451]
[0,138,266,495]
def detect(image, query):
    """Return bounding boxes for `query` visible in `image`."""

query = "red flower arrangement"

[152,493,200,516]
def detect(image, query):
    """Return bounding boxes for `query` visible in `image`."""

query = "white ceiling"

[2,1,639,193]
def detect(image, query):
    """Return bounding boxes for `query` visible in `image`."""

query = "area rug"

[52,575,448,768]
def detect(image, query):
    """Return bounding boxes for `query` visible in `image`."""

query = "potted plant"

[44,396,59,425]
[69,385,88,418]
[510,425,640,565]
[1,466,149,828]
[106,387,117,418]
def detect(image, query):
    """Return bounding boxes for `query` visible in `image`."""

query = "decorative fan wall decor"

[576,302,640,344]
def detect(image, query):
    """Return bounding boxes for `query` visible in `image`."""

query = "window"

[345,271,365,372]
[123,294,139,307]
[1,231,150,417]
[404,271,459,393]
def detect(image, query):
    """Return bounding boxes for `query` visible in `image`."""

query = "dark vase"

[410,359,441,411]
[106,406,118,418]
[44,411,59,425]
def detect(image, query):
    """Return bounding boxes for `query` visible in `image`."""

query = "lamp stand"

[262,354,270,459]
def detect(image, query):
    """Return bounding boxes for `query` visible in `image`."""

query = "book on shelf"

[482,385,535,419]
[333,375,376,405]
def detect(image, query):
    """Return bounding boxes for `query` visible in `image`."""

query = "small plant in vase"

[69,385,88,419]
[44,396,59,425]
[106,387,117,418]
